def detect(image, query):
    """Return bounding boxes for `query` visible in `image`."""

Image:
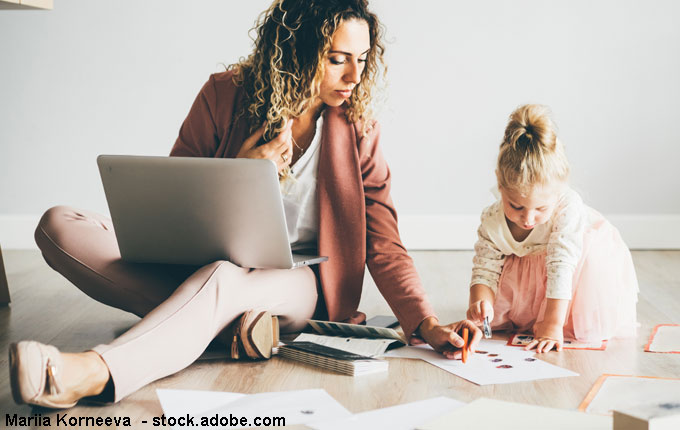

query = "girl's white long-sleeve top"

[470,188,590,300]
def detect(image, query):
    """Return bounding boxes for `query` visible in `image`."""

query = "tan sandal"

[9,341,77,409]
[230,310,279,360]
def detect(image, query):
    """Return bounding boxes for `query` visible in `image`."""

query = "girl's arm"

[467,284,495,324]
[545,190,587,301]
[528,298,570,353]
[530,190,586,353]
[468,210,506,324]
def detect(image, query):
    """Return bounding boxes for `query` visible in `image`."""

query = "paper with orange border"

[578,374,680,413]
[507,333,607,351]
[644,324,680,353]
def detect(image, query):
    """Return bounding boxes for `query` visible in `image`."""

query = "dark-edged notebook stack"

[278,341,389,376]
[308,319,406,346]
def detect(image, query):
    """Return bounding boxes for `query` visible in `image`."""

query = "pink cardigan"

[170,71,435,340]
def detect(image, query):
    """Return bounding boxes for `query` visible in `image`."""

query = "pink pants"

[35,206,319,402]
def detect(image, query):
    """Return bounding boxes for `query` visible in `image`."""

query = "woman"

[10,0,481,408]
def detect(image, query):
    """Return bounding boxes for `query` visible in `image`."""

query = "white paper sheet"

[157,388,351,429]
[157,389,245,417]
[584,375,680,415]
[419,398,611,430]
[293,332,396,357]
[310,396,465,430]
[384,339,578,385]
[647,325,680,352]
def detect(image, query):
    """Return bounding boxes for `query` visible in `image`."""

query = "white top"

[470,187,591,300]
[281,116,323,252]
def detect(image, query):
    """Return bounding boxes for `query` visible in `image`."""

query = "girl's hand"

[526,321,564,353]
[416,317,482,360]
[466,299,494,325]
[236,119,294,174]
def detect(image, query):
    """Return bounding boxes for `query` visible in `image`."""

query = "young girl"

[467,104,638,353]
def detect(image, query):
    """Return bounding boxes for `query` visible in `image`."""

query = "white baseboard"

[398,215,480,250]
[0,215,41,250]
[1,214,679,250]
[399,214,680,250]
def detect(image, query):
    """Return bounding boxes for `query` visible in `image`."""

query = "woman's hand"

[236,119,294,174]
[527,321,564,353]
[415,317,482,360]
[466,299,494,325]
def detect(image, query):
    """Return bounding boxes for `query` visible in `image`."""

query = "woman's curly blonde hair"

[230,0,386,142]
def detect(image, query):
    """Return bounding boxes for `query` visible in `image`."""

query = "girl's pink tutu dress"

[471,188,638,342]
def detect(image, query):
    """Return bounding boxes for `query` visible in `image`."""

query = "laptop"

[97,155,328,269]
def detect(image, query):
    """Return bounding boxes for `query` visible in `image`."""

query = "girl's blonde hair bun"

[497,104,570,193]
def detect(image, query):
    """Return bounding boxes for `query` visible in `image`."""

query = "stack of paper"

[293,332,397,357]
[279,341,388,376]
[308,319,406,344]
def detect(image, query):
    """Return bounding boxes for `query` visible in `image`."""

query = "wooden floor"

[1,250,679,427]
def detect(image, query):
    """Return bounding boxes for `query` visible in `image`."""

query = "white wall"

[1,0,679,249]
